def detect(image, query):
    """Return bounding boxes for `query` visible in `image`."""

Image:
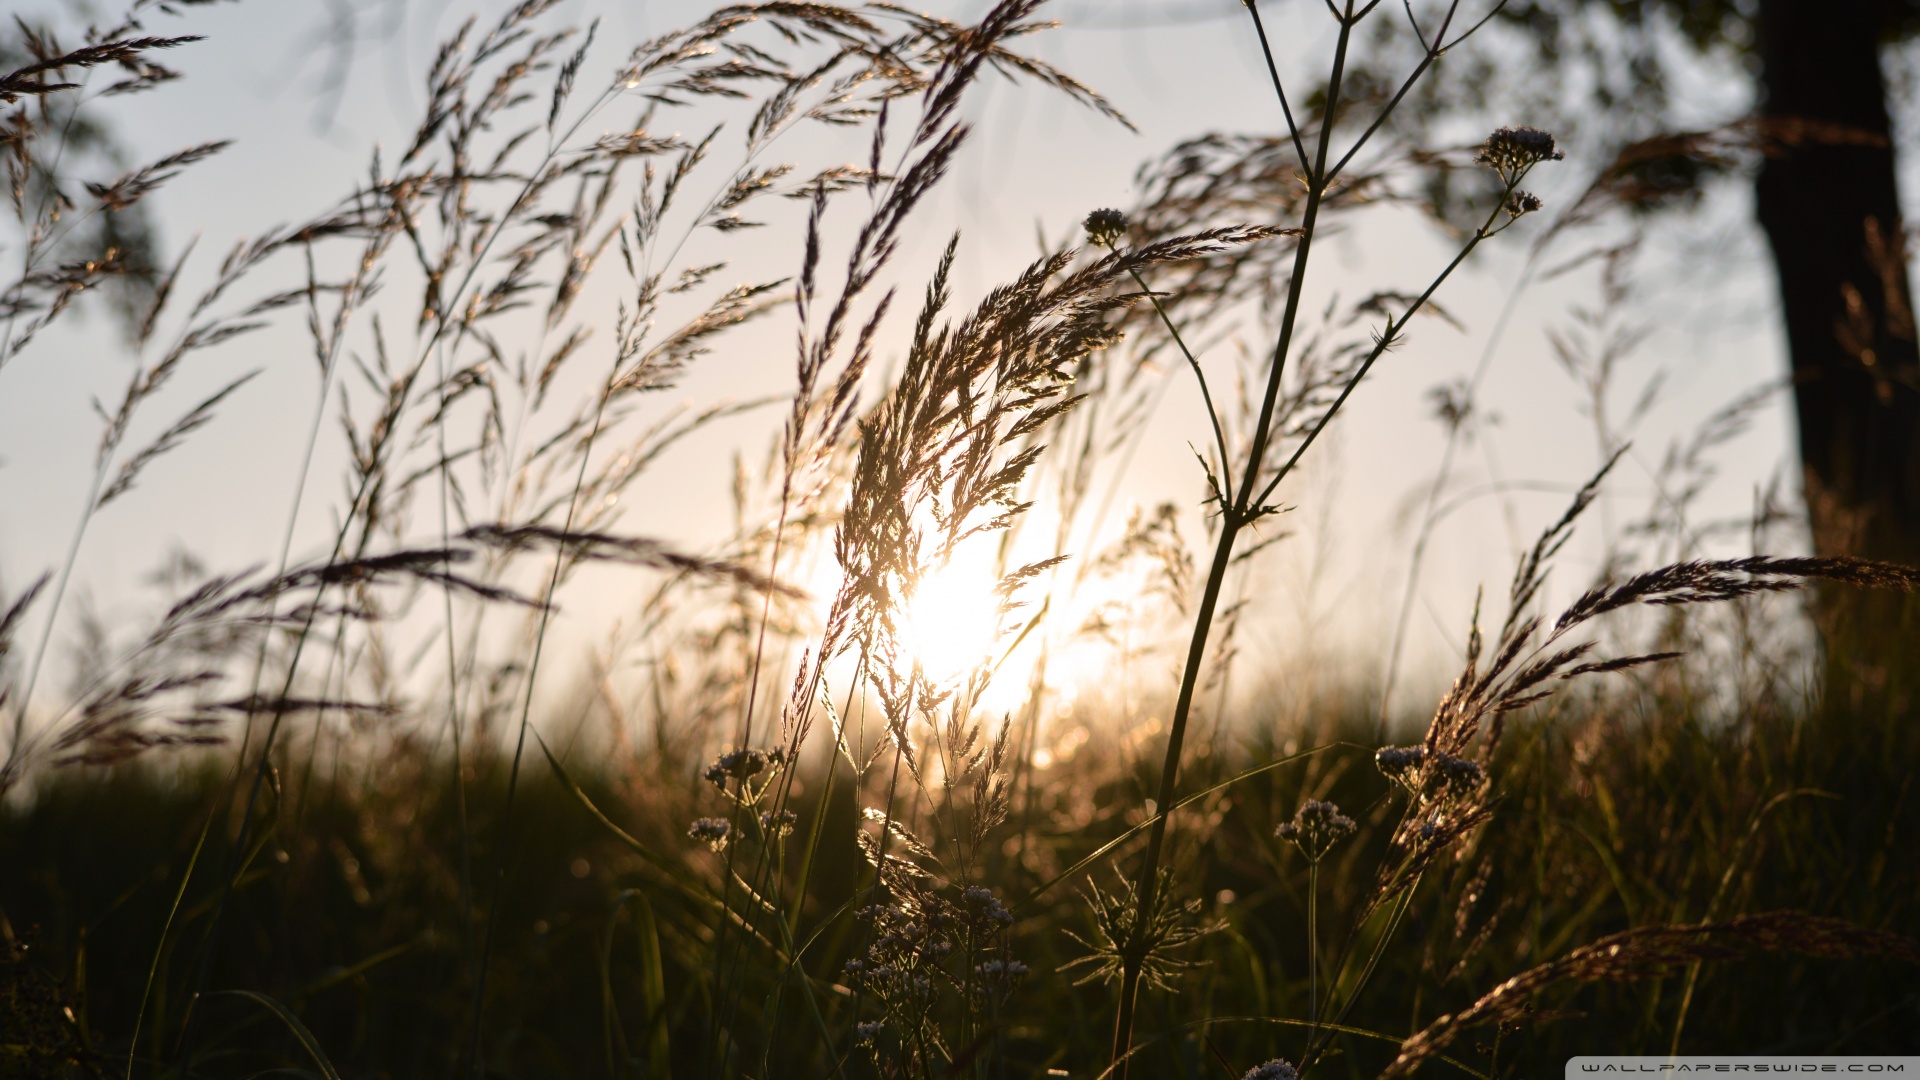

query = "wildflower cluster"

[1503,190,1544,219]
[687,817,731,851]
[1475,125,1562,226]
[687,746,794,854]
[845,884,1026,1071]
[698,746,788,808]
[704,746,782,789]
[758,808,797,839]
[1276,799,1357,861]
[1375,744,1426,784]
[1432,753,1487,798]
[1375,745,1486,805]
[1244,1060,1300,1080]
[1083,207,1129,247]
[1476,126,1563,179]
[973,957,1031,998]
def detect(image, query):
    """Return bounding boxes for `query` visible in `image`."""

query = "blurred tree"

[1753,0,1920,695]
[1377,0,1920,689]
[1749,1,1920,678]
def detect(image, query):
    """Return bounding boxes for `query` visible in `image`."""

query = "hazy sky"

[1,0,1835,720]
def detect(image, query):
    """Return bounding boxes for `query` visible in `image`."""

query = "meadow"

[2,1,1918,1078]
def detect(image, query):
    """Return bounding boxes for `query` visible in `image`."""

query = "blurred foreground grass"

[4,677,1917,1079]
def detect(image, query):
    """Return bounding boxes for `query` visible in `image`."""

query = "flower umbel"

[972,958,1030,1001]
[1083,207,1128,247]
[688,817,731,851]
[1504,190,1543,218]
[703,747,771,788]
[1376,744,1485,803]
[1243,1060,1299,1080]
[759,808,797,839]
[1276,799,1357,861]
[1476,126,1563,181]
[1376,745,1427,787]
[1431,753,1486,799]
[963,885,1015,929]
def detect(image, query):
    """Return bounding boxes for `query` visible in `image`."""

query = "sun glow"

[795,516,1189,724]
[900,555,1005,684]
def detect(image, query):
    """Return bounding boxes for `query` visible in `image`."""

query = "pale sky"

[0,0,1836,730]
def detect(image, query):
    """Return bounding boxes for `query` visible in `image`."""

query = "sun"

[900,554,1005,684]
[798,526,1161,714]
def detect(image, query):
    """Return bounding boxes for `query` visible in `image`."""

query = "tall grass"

[3,1,1919,1079]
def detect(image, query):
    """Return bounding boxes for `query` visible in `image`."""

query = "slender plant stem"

[169,232,422,1059]
[1321,0,1478,187]
[175,468,382,1076]
[1244,0,1312,175]
[1250,209,1502,515]
[738,490,794,746]
[1114,255,1235,502]
[839,721,909,1064]
[1107,511,1239,1071]
[465,363,619,1077]
[1301,875,1420,1075]
[431,328,482,1040]
[1307,859,1320,1045]
[6,463,107,764]
[122,801,213,1080]
[1108,4,1358,1069]
[1107,1,1541,1065]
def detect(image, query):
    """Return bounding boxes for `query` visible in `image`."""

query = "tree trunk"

[1755,0,1920,698]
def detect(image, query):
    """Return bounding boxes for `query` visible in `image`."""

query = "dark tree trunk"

[1755,0,1920,693]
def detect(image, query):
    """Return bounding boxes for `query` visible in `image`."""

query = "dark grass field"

[6,682,1917,1078]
